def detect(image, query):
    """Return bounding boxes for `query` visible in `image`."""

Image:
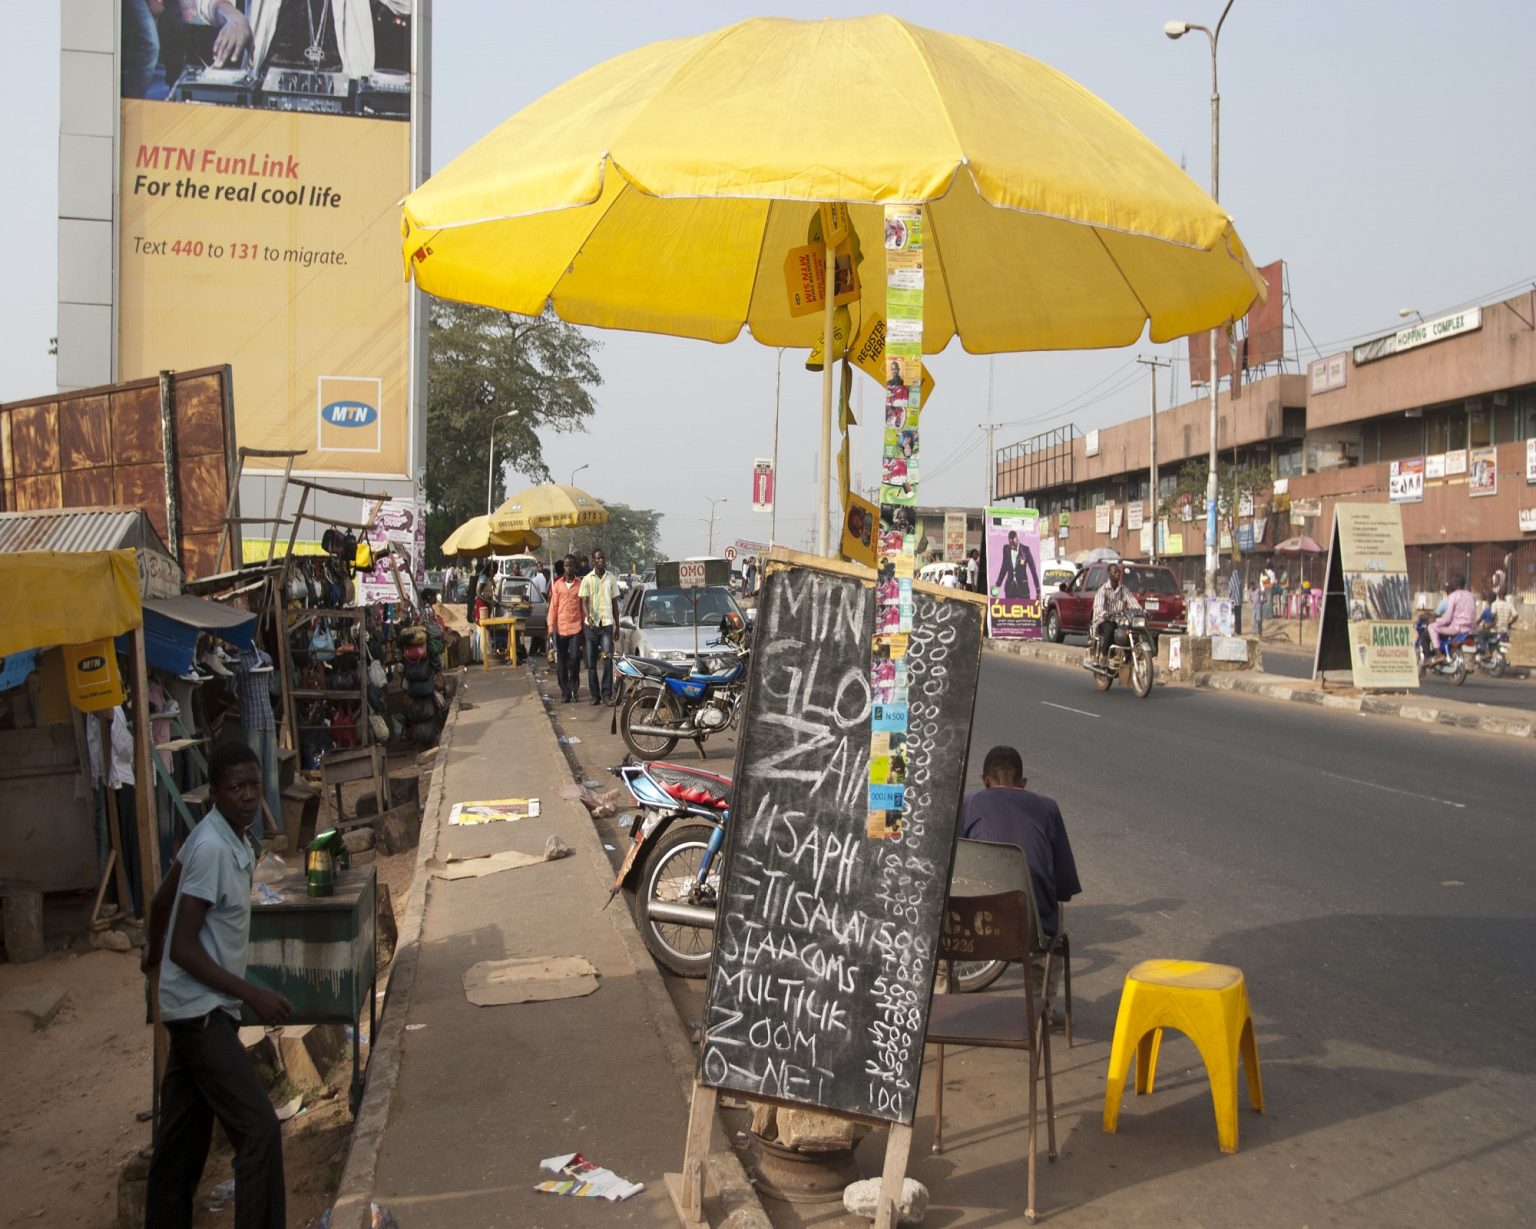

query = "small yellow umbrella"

[489,484,609,534]
[440,515,543,558]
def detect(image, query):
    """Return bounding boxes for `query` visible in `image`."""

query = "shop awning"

[137,596,257,677]
[0,549,142,657]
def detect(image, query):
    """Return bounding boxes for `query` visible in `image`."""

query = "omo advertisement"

[985,506,1041,640]
[1331,503,1418,690]
[118,2,415,478]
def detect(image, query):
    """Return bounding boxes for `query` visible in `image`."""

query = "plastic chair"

[928,845,1058,1223]
[1102,959,1264,1153]
[950,837,1073,1044]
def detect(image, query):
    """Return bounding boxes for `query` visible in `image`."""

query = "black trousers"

[555,631,585,700]
[146,1010,284,1229]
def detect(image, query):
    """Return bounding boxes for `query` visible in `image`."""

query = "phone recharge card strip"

[867,205,924,843]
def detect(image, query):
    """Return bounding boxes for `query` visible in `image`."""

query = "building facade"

[995,287,1536,597]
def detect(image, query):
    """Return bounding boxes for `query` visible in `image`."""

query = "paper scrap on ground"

[428,848,545,880]
[447,797,540,826]
[535,1153,644,1202]
[275,1095,303,1122]
[463,956,599,1006]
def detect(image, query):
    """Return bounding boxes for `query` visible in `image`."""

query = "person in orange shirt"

[547,554,586,703]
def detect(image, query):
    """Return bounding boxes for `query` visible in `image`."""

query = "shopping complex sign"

[1353,308,1482,366]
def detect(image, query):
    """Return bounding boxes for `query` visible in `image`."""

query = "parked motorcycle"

[1474,632,1511,678]
[1082,610,1155,697]
[610,758,731,977]
[612,619,749,760]
[1413,615,1472,685]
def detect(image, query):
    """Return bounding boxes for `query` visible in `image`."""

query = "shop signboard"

[1425,453,1446,479]
[1469,447,1498,497]
[1444,449,1468,476]
[1389,457,1424,504]
[1094,503,1111,534]
[1315,503,1418,691]
[1127,500,1144,531]
[1352,307,1482,366]
[751,458,775,513]
[943,512,967,561]
[357,498,422,606]
[1527,439,1536,484]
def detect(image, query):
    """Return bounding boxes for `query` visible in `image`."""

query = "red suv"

[1043,562,1187,642]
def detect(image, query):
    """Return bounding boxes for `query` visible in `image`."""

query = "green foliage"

[554,503,666,573]
[1158,458,1271,559]
[424,303,602,562]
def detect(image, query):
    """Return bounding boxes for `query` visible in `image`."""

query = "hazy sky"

[4,2,1534,557]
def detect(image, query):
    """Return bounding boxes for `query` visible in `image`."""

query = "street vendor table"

[478,615,521,669]
[243,865,377,1112]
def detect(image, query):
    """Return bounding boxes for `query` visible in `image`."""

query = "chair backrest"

[939,890,1034,964]
[948,837,1046,953]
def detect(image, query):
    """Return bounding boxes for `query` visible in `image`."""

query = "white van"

[917,561,962,586]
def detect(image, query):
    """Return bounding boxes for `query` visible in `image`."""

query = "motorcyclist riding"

[1091,562,1143,663]
[1428,575,1476,661]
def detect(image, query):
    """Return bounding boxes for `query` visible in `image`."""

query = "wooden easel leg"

[666,1081,717,1229]
[874,1122,914,1229]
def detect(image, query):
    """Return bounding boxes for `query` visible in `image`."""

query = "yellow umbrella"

[440,515,543,558]
[403,14,1265,547]
[489,484,609,534]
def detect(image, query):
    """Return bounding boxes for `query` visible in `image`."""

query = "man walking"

[143,741,291,1229]
[959,745,1081,998]
[580,548,621,705]
[1228,562,1243,635]
[547,554,585,703]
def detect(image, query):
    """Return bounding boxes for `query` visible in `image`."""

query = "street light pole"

[706,496,727,555]
[569,463,589,488]
[485,410,518,516]
[1167,0,1234,599]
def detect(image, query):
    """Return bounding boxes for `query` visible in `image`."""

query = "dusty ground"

[0,751,430,1229]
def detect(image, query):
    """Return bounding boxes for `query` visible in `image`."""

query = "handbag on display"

[369,712,390,743]
[309,625,337,662]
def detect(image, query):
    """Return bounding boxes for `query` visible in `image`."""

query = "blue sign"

[1238,524,1254,552]
[321,400,379,428]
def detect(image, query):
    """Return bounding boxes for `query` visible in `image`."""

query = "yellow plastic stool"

[1102,959,1263,1153]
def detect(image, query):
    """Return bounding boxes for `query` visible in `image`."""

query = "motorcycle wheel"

[953,959,1009,993]
[1487,654,1507,679]
[632,822,719,978]
[1451,656,1468,686]
[1045,609,1064,643]
[1131,645,1155,697]
[1094,663,1113,691]
[621,686,682,758]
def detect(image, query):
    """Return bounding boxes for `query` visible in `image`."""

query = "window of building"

[1426,406,1467,455]
[1275,443,1303,478]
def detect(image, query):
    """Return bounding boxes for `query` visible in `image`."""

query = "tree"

[1158,457,1271,564]
[425,303,602,562]
[557,504,667,573]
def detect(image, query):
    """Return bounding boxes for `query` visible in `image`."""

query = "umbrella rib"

[921,203,964,356]
[1090,228,1157,336]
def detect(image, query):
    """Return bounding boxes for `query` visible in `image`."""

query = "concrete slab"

[0,982,68,1029]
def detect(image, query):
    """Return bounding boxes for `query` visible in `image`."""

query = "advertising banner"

[357,497,422,606]
[751,458,775,513]
[1126,500,1144,531]
[984,506,1041,640]
[1389,457,1424,504]
[1527,439,1536,484]
[1468,447,1498,497]
[1323,503,1418,690]
[118,4,415,478]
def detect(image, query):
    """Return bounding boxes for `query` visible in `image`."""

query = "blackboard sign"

[699,559,984,1124]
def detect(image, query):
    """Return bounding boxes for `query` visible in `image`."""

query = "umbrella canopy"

[440,515,543,558]
[1080,546,1123,564]
[401,14,1263,355]
[489,484,609,534]
[1275,535,1324,554]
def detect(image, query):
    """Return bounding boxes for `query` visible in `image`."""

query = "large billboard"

[118,1,415,479]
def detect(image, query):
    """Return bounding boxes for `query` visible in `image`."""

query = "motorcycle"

[612,618,749,760]
[1413,615,1472,685]
[610,758,731,978]
[1082,610,1155,697]
[1474,631,1511,678]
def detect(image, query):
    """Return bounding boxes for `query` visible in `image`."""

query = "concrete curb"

[521,668,772,1228]
[327,692,460,1229]
[984,637,1536,740]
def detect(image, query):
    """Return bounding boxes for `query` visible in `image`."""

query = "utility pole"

[1137,356,1171,561]
[981,356,996,505]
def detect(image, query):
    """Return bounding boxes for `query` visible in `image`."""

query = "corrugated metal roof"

[0,506,172,557]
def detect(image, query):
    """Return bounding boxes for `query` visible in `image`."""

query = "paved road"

[543,651,1535,1227]
[1257,640,1536,714]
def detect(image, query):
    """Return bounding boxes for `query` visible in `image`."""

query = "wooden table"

[478,616,522,669]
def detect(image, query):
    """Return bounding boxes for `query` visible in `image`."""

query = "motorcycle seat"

[648,761,732,810]
[628,656,694,680]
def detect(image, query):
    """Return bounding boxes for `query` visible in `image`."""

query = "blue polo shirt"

[158,808,255,1022]
[959,787,1082,936]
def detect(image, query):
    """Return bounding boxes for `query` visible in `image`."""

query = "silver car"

[494,574,549,654]
[617,584,745,674]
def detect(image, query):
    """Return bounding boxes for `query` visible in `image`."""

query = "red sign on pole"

[752,458,775,513]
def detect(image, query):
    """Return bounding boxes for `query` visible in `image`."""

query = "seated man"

[959,745,1081,1003]
[1090,562,1142,663]
[1429,575,1477,659]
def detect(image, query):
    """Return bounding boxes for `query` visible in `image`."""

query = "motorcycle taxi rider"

[1428,575,1477,663]
[1090,562,1143,664]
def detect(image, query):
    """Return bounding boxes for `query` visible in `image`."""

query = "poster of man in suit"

[985,509,1043,640]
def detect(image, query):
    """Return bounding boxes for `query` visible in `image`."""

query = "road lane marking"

[1041,701,1100,719]
[1320,770,1466,809]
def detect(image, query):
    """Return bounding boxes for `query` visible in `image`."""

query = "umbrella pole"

[818,234,836,557]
